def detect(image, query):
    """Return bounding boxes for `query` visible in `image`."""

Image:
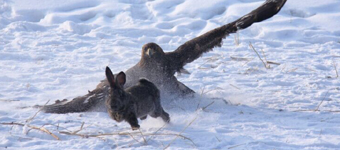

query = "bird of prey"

[42,0,287,113]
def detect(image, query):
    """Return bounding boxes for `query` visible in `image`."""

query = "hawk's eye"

[146,48,156,57]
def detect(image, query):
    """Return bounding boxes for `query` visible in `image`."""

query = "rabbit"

[105,66,170,130]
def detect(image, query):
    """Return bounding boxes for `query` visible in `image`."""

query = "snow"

[1,0,340,149]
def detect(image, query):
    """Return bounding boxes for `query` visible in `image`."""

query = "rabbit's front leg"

[126,112,140,130]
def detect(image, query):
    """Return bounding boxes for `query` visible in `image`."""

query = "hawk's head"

[141,43,165,63]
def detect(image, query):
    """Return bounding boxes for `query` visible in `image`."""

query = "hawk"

[42,0,287,113]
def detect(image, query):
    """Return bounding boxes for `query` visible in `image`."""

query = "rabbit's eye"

[118,90,125,98]
[120,92,125,97]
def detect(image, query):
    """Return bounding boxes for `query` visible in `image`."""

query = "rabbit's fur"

[105,66,170,130]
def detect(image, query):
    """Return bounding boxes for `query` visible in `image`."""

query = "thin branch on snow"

[1,122,60,140]
[58,130,195,146]
[26,100,50,123]
[146,123,167,143]
[138,129,147,144]
[164,116,198,149]
[333,60,339,78]
[0,99,20,102]
[315,90,330,111]
[249,42,270,69]
[72,122,85,134]
[202,101,215,111]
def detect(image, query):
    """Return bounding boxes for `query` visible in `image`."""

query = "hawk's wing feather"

[165,0,287,72]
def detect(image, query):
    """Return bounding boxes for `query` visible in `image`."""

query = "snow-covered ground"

[1,0,340,149]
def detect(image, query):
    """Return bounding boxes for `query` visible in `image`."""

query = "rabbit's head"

[105,66,127,121]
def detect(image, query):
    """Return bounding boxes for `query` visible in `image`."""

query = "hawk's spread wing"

[165,0,287,72]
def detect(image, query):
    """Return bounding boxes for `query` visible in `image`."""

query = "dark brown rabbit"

[105,66,170,130]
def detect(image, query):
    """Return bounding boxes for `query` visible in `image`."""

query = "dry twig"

[249,42,269,69]
[138,129,147,144]
[58,130,195,146]
[267,61,280,65]
[202,101,215,111]
[260,48,268,64]
[315,90,330,111]
[127,132,140,144]
[228,143,247,149]
[229,84,241,90]
[146,123,167,143]
[26,100,50,123]
[230,56,252,62]
[72,122,85,134]
[333,61,339,78]
[293,88,338,112]
[1,122,60,140]
[164,116,198,149]
[0,99,20,102]
[202,87,224,95]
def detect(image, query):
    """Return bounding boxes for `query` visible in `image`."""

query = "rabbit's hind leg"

[140,116,147,120]
[160,109,170,123]
[150,108,170,123]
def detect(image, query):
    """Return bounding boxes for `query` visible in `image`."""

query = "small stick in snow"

[58,131,195,146]
[294,88,338,112]
[202,101,215,111]
[229,84,241,90]
[127,132,140,144]
[267,61,281,65]
[202,87,225,95]
[0,99,20,102]
[230,56,252,62]
[228,143,247,149]
[249,42,269,69]
[315,90,330,111]
[211,97,230,106]
[146,123,167,143]
[260,48,269,66]
[327,110,340,113]
[200,86,206,96]
[26,100,50,123]
[72,122,85,134]
[215,135,221,142]
[57,123,60,130]
[164,116,198,149]
[196,86,206,110]
[197,87,223,110]
[294,109,340,113]
[138,129,147,144]
[333,60,339,78]
[1,122,60,140]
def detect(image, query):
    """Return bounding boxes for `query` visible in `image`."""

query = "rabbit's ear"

[116,71,126,88]
[105,66,115,88]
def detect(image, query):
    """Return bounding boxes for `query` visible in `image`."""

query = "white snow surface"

[1,0,340,149]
